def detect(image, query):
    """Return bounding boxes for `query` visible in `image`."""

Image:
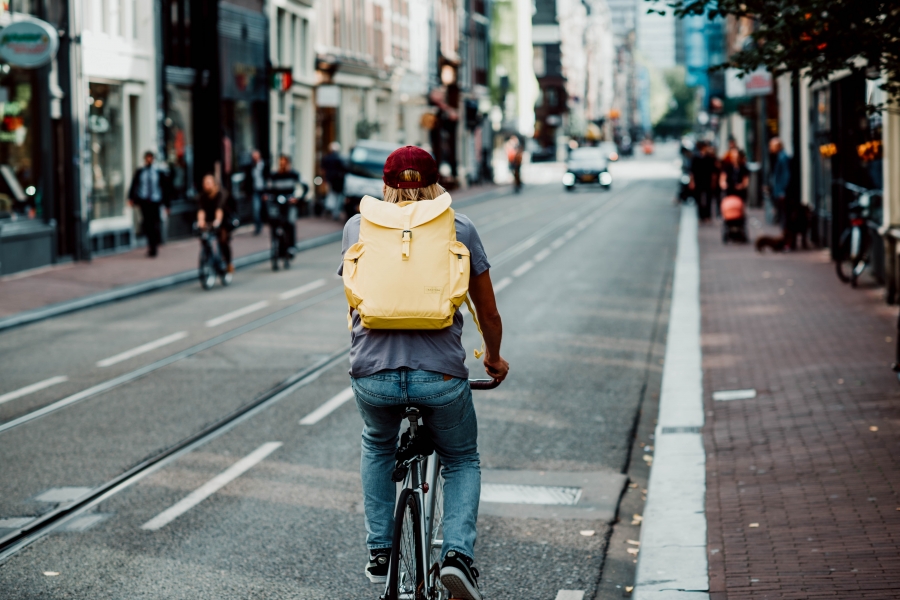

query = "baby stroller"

[721,195,748,243]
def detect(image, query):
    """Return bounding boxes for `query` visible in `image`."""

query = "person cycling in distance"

[197,174,233,273]
[338,146,509,600]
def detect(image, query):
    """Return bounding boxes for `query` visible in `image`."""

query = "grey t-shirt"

[338,211,490,379]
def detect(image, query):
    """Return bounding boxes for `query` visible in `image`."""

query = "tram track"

[0,182,634,564]
[0,345,351,564]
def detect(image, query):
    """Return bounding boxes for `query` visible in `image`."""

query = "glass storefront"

[88,82,125,220]
[165,83,195,201]
[0,68,37,221]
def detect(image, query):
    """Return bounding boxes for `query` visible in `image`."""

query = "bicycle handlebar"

[469,378,501,390]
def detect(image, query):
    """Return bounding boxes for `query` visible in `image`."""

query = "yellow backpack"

[342,193,484,356]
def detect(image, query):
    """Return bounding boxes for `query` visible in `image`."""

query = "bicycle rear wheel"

[199,247,216,290]
[389,489,425,600]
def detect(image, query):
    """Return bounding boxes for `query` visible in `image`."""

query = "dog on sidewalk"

[755,207,812,252]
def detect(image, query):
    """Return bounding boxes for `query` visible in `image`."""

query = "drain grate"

[481,483,582,505]
[660,425,702,434]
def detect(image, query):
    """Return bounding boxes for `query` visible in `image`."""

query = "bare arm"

[468,269,510,382]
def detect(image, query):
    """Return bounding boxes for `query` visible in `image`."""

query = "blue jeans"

[252,192,262,232]
[351,368,480,561]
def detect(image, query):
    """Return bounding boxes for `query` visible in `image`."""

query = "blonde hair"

[383,169,446,203]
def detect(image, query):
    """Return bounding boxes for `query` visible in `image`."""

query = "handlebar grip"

[469,378,501,390]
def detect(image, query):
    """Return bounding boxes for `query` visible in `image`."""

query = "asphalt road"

[0,148,681,599]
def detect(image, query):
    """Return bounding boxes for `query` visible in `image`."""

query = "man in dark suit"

[128,151,171,257]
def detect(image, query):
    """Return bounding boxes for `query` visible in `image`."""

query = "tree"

[647,0,900,103]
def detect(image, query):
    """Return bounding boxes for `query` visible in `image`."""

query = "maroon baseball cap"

[383,146,439,189]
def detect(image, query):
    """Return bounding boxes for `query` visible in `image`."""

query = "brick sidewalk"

[700,209,900,599]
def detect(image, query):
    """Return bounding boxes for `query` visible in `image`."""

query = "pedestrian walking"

[321,141,346,221]
[244,149,266,235]
[768,137,794,246]
[689,141,716,222]
[505,135,523,193]
[339,145,509,600]
[127,151,171,257]
[196,174,235,273]
[720,147,750,201]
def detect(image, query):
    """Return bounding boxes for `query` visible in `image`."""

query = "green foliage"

[655,67,697,137]
[646,0,900,102]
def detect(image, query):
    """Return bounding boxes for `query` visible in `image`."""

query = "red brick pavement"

[701,210,900,599]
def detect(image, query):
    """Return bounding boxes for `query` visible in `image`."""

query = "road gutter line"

[140,442,282,531]
[0,376,69,406]
[633,205,709,599]
[96,332,189,367]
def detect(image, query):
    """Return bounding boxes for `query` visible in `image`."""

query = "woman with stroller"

[719,149,750,243]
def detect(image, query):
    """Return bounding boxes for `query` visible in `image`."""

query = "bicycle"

[196,225,232,290]
[835,181,883,288]
[380,377,500,600]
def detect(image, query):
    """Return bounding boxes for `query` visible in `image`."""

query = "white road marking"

[712,388,756,401]
[0,376,68,406]
[278,278,326,300]
[35,487,93,503]
[140,442,282,531]
[300,387,355,425]
[493,277,513,293]
[511,260,535,278]
[96,332,189,367]
[205,301,270,327]
[0,517,35,529]
[533,248,553,262]
[550,238,566,250]
[480,483,582,505]
[555,592,585,600]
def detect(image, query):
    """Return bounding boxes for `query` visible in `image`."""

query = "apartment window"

[300,18,309,75]
[373,5,383,67]
[165,0,191,67]
[533,45,546,78]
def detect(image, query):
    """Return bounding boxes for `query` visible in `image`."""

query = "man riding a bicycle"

[338,146,509,600]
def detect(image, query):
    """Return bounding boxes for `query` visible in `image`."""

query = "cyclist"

[196,174,233,273]
[338,146,509,600]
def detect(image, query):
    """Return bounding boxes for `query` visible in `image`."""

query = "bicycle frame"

[382,378,499,600]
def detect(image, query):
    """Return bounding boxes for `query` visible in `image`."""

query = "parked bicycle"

[195,225,232,290]
[835,181,883,288]
[380,378,500,600]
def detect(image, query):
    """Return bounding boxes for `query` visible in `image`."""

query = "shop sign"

[726,67,773,98]
[0,18,59,69]
[317,84,341,108]
[271,68,292,92]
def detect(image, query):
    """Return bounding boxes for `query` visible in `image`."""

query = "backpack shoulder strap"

[463,295,486,359]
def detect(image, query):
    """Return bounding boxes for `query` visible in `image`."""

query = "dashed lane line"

[96,332,189,368]
[493,277,513,293]
[0,287,344,435]
[299,386,355,425]
[205,300,270,327]
[140,441,282,531]
[0,376,69,406]
[533,247,553,262]
[555,592,585,600]
[512,260,535,277]
[278,278,326,300]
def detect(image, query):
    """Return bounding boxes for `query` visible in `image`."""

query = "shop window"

[89,83,126,220]
[165,84,195,201]
[0,69,37,221]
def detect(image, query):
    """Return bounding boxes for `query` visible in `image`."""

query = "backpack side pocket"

[342,242,366,311]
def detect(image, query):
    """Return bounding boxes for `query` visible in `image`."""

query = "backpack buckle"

[401,230,412,259]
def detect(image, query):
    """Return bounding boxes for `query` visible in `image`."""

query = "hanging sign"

[271,68,292,92]
[0,17,60,69]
